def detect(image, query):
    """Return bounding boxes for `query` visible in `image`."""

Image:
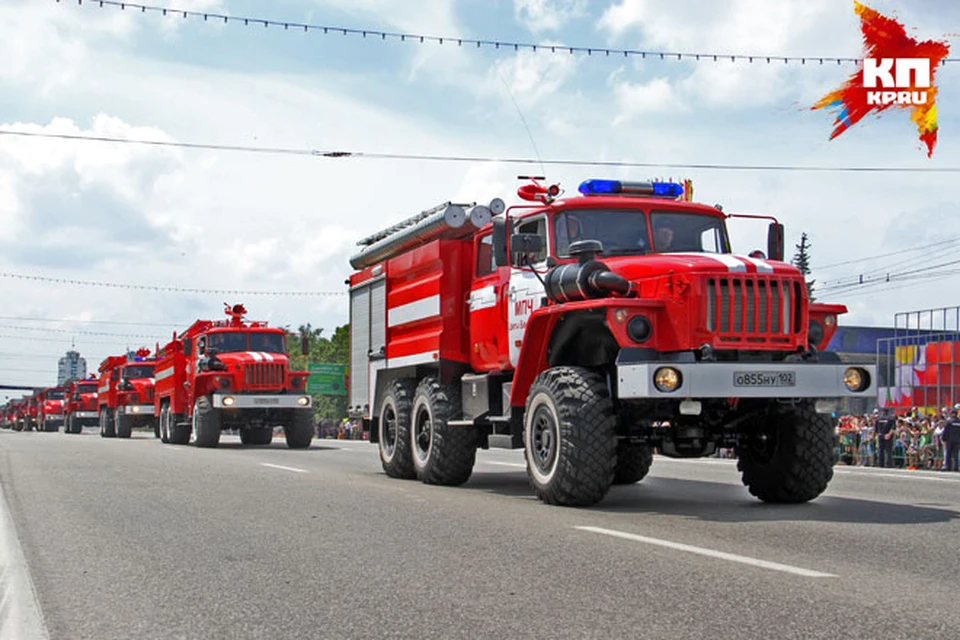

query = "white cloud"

[490,46,580,109]
[514,0,588,33]
[611,75,680,124]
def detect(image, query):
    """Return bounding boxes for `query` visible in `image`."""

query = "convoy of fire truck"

[0,176,875,508]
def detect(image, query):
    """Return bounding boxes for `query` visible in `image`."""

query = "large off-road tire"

[12,420,23,432]
[99,408,115,438]
[158,404,170,443]
[284,410,314,449]
[410,377,476,486]
[524,367,617,506]
[241,427,274,446]
[192,397,221,448]
[613,442,654,485]
[152,418,160,439]
[115,409,132,439]
[43,419,58,432]
[736,400,835,503]
[378,379,417,479]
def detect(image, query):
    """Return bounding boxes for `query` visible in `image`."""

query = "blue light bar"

[578,179,685,199]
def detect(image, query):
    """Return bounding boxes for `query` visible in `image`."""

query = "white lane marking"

[479,461,526,469]
[0,482,50,640]
[259,462,308,474]
[576,526,836,578]
[833,470,960,484]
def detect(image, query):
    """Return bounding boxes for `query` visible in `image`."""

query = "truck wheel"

[241,427,273,446]
[378,379,417,479]
[736,401,834,503]
[115,409,132,439]
[410,377,476,486]
[13,421,22,432]
[524,366,617,506]
[284,411,314,449]
[612,442,653,485]
[192,397,221,448]
[99,408,115,438]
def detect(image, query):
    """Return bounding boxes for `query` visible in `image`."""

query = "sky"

[1,0,959,390]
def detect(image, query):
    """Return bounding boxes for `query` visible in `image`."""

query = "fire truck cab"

[97,349,158,439]
[153,304,314,448]
[40,386,67,432]
[64,376,101,434]
[349,178,875,506]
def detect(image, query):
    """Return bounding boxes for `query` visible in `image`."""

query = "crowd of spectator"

[836,408,958,470]
[317,418,366,440]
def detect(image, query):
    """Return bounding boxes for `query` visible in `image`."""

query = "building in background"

[57,349,87,385]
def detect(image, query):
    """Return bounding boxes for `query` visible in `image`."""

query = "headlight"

[654,367,682,393]
[131,406,140,414]
[222,396,235,407]
[843,367,869,392]
[627,316,652,343]
[297,396,310,406]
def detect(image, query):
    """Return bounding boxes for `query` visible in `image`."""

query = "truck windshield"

[207,331,287,354]
[554,208,728,257]
[77,384,97,394]
[46,389,65,399]
[123,365,155,379]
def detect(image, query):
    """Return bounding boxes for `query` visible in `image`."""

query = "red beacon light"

[517,176,561,204]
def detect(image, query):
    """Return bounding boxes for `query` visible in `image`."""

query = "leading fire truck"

[348,178,875,507]
[153,304,314,448]
[97,349,158,439]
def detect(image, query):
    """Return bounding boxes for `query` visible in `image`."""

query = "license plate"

[733,371,796,387]
[253,398,279,405]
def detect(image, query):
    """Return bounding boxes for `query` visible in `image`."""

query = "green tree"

[791,232,816,301]
[286,323,350,422]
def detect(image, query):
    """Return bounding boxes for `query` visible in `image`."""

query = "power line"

[0,324,165,339]
[0,271,345,297]
[62,0,960,66]
[0,315,178,327]
[0,334,140,346]
[4,129,960,173]
[814,237,960,271]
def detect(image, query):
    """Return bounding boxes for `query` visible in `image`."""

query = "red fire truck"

[153,304,314,448]
[64,376,100,434]
[97,349,158,439]
[39,386,67,432]
[348,178,875,506]
[23,391,42,432]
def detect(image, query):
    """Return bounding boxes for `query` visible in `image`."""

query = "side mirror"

[492,217,511,267]
[767,223,784,261]
[510,233,545,265]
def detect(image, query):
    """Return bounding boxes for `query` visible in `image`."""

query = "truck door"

[507,215,549,367]
[468,233,511,370]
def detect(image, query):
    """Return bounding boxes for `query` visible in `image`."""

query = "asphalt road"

[1,428,959,640]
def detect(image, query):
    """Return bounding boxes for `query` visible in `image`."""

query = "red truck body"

[152,304,314,448]
[97,349,158,439]
[63,376,101,434]
[349,178,876,506]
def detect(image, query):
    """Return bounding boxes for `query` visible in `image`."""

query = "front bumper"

[617,358,875,399]
[123,405,155,415]
[211,394,312,409]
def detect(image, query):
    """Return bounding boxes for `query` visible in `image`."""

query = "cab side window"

[476,234,495,277]
[515,217,548,264]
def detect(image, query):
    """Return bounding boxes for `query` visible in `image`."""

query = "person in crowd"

[875,408,896,468]
[943,409,960,472]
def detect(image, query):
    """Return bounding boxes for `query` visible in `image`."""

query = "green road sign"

[308,363,347,396]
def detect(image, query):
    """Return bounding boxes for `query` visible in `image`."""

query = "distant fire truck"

[64,376,100,434]
[97,349,158,439]
[348,178,875,506]
[39,386,67,432]
[153,304,313,448]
